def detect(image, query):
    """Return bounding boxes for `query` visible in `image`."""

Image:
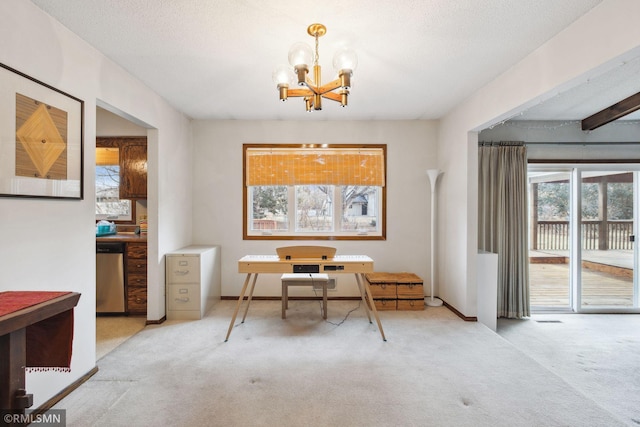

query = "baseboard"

[145,316,166,325]
[32,365,99,414]
[442,300,477,321]
[221,296,362,301]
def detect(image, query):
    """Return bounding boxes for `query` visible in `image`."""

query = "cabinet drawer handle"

[174,297,190,303]
[174,270,190,275]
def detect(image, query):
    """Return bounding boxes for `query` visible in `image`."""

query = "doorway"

[529,166,640,313]
[96,105,151,359]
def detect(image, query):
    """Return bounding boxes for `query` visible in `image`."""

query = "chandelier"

[272,23,358,112]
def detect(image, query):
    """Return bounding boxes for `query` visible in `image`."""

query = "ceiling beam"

[582,91,640,131]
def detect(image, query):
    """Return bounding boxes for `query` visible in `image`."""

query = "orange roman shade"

[246,146,385,187]
[95,147,119,166]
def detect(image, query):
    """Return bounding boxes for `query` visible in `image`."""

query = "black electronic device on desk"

[293,264,320,273]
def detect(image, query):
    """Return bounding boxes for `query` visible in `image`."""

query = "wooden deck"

[529,250,634,308]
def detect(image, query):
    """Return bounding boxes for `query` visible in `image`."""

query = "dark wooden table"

[0,292,80,416]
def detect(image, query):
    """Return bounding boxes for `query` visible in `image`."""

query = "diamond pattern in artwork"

[15,103,66,178]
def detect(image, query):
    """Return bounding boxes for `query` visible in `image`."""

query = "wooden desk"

[0,291,80,416]
[225,255,386,341]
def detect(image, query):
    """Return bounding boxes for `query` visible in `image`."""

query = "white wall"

[96,107,148,137]
[191,120,438,297]
[437,0,640,316]
[0,1,192,408]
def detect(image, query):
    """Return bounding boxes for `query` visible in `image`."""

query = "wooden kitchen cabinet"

[126,242,147,315]
[120,143,147,199]
[96,136,147,200]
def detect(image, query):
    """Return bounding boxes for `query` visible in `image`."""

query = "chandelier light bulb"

[333,48,358,73]
[288,42,313,68]
[272,64,294,85]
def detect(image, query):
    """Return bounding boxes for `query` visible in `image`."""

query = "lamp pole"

[426,169,443,307]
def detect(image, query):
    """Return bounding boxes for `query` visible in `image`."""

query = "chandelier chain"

[314,33,319,66]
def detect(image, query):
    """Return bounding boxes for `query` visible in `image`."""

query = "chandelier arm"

[287,88,315,97]
[321,91,343,102]
[295,77,321,94]
[317,78,343,95]
[304,77,319,92]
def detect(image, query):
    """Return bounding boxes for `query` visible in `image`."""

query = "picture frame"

[0,63,84,199]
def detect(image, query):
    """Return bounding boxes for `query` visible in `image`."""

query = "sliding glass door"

[528,166,640,313]
[578,170,637,310]
[529,170,573,310]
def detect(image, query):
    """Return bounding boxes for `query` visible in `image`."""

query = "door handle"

[630,235,635,242]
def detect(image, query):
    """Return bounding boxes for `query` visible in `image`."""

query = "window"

[95,146,132,221]
[244,144,386,240]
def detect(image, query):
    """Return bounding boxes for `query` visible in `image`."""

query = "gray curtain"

[478,142,530,318]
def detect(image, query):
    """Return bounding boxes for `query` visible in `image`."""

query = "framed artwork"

[0,63,84,199]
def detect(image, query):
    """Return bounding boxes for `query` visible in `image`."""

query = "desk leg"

[355,274,372,323]
[323,283,327,320]
[360,273,387,342]
[241,274,259,323]
[225,273,252,342]
[282,280,290,319]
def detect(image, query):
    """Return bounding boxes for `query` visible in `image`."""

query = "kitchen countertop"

[96,233,147,243]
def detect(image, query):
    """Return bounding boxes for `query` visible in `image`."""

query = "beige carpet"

[54,300,634,426]
[498,313,640,426]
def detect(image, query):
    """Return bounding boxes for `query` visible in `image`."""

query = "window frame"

[243,143,387,240]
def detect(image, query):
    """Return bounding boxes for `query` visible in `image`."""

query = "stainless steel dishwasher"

[96,242,125,313]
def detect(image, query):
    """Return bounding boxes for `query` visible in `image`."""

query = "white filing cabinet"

[166,245,220,320]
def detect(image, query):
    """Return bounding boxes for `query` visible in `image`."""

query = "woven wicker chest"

[365,272,424,310]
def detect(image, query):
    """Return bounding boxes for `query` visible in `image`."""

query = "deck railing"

[534,220,633,251]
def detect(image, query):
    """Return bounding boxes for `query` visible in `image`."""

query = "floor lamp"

[426,169,443,307]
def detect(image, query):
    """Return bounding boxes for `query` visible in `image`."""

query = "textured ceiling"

[30,0,639,123]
